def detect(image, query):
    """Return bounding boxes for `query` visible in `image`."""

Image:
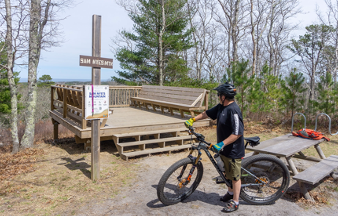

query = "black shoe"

[220,192,233,202]
[221,199,239,213]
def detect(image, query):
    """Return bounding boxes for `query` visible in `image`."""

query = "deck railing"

[51,84,87,129]
[50,85,142,129]
[109,86,142,107]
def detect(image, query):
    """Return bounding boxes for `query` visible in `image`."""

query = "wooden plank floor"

[51,107,209,139]
[105,107,192,128]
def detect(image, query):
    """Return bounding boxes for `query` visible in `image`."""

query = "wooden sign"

[79,55,113,69]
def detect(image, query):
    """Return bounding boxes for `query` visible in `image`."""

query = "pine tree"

[314,73,335,115]
[280,69,307,118]
[247,64,282,118]
[223,59,253,116]
[0,43,22,125]
[38,74,55,87]
[112,0,193,86]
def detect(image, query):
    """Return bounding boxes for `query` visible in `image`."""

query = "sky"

[19,0,323,80]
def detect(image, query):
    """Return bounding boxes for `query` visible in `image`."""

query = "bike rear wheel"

[240,154,290,205]
[157,157,203,206]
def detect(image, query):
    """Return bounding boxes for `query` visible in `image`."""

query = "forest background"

[1,0,338,153]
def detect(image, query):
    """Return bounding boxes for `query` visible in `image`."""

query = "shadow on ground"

[57,157,91,179]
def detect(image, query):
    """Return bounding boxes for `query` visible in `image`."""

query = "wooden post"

[205,91,209,110]
[63,89,67,118]
[82,86,87,129]
[51,86,55,110]
[314,144,326,159]
[52,119,59,140]
[286,156,314,202]
[91,15,101,181]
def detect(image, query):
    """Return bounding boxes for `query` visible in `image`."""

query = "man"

[185,82,244,213]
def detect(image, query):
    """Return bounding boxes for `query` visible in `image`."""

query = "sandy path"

[76,152,338,216]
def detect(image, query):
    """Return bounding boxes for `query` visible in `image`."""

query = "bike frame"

[180,128,268,189]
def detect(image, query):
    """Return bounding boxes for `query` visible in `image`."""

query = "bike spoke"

[162,163,198,200]
[241,160,286,200]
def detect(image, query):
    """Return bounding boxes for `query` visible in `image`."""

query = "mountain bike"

[157,126,290,206]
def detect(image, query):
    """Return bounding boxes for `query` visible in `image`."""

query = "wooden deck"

[50,107,209,139]
[50,85,210,160]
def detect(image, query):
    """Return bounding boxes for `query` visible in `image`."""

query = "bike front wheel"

[157,157,203,206]
[240,154,290,205]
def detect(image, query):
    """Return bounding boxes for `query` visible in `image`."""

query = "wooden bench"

[293,155,338,185]
[130,85,209,118]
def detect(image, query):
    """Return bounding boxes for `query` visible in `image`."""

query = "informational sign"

[79,55,113,69]
[84,85,109,120]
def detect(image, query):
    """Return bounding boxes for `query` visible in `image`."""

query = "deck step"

[293,155,338,185]
[122,144,194,158]
[114,127,188,138]
[118,135,194,147]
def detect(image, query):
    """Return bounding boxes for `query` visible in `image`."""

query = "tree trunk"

[267,1,275,75]
[334,26,338,85]
[158,0,165,86]
[187,2,201,80]
[310,68,316,101]
[232,0,240,62]
[5,0,20,154]
[21,0,49,148]
[250,0,256,76]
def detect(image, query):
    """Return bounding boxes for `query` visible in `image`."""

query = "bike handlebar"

[187,126,213,150]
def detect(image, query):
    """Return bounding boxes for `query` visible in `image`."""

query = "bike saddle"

[244,136,260,147]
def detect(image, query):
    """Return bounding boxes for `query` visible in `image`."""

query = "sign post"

[79,15,113,181]
[91,14,101,181]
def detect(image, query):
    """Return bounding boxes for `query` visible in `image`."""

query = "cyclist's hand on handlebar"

[212,141,225,152]
[184,118,195,128]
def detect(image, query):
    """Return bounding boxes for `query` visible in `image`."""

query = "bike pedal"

[212,176,222,181]
[212,176,225,184]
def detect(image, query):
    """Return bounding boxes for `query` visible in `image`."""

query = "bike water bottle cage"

[244,136,260,148]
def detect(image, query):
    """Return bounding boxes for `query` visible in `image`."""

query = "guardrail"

[51,84,87,129]
[51,85,143,129]
[109,86,142,107]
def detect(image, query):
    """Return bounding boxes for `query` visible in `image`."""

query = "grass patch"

[0,141,137,215]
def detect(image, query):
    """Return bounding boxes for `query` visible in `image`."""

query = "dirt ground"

[75,152,338,216]
[1,125,338,216]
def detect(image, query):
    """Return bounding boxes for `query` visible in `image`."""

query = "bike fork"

[178,153,202,184]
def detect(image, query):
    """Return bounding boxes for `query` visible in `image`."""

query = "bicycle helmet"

[214,82,237,98]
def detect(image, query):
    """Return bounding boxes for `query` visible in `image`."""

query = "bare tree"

[187,0,223,80]
[215,0,249,64]
[269,0,300,77]
[1,0,29,153]
[317,0,338,84]
[1,0,71,150]
[21,0,70,148]
[249,0,271,75]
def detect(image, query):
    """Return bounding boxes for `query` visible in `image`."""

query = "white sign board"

[84,85,109,120]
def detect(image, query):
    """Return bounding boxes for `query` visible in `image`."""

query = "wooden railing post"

[82,85,87,129]
[108,86,142,108]
[51,86,55,110]
[63,88,67,118]
[205,90,209,111]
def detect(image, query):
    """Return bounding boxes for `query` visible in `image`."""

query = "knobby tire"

[240,154,290,205]
[157,158,203,206]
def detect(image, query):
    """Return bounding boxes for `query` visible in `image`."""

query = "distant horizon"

[19,78,113,83]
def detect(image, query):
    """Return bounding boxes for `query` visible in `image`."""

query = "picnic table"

[246,134,338,201]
